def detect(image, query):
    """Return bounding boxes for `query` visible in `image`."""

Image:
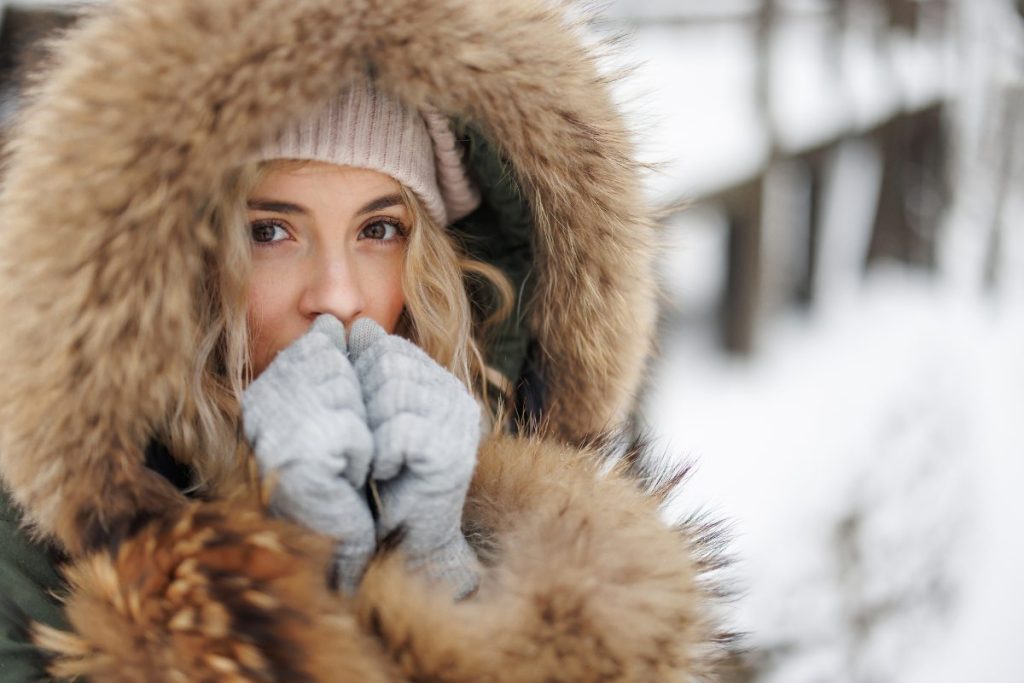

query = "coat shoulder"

[0,487,67,682]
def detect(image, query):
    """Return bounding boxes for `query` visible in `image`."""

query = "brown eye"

[250,220,288,244]
[359,219,406,242]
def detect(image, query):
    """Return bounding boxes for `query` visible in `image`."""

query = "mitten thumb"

[310,313,348,353]
[348,316,388,359]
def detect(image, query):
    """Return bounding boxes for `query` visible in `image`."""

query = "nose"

[297,251,365,326]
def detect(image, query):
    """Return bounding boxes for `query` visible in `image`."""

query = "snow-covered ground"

[644,267,1023,682]
[605,0,1023,680]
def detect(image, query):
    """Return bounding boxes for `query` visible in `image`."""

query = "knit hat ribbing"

[259,84,480,225]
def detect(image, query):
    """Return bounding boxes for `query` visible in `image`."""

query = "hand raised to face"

[241,314,376,593]
[348,318,482,600]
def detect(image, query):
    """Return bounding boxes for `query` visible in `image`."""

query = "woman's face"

[246,161,408,377]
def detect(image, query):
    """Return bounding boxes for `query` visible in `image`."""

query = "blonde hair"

[394,184,513,400]
[165,161,513,491]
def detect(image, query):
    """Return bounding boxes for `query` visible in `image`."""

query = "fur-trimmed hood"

[0,0,658,556]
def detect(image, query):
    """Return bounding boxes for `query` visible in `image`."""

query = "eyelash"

[248,217,409,247]
[358,218,409,243]
[249,219,290,246]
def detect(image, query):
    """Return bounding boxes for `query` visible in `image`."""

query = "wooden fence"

[608,0,963,354]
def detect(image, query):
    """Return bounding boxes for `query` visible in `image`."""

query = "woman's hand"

[348,318,482,600]
[241,314,376,593]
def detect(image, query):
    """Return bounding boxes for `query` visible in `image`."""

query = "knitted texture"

[348,318,482,600]
[423,109,481,222]
[241,314,376,594]
[260,83,479,225]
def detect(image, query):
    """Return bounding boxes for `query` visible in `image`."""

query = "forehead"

[251,161,402,207]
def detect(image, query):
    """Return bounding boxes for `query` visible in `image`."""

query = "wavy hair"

[165,161,513,491]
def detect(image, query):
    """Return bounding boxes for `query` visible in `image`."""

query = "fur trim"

[32,499,400,682]
[32,435,728,681]
[0,0,656,555]
[355,434,728,681]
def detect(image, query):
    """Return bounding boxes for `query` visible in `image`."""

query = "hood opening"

[0,0,658,553]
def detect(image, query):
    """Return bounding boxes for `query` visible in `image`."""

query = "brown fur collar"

[0,0,657,555]
[33,434,727,681]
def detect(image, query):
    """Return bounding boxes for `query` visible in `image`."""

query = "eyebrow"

[247,199,307,214]
[356,194,403,215]
[246,194,404,216]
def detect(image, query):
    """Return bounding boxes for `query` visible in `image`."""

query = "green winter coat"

[0,488,67,683]
[0,442,197,682]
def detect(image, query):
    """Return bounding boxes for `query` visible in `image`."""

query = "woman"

[0,0,726,681]
[239,85,515,599]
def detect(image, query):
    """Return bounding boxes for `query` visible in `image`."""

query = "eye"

[250,220,290,245]
[359,218,407,242]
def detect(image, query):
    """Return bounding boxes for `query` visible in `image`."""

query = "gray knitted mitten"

[241,314,376,594]
[348,318,482,600]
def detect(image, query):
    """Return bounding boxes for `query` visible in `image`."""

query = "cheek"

[246,264,300,375]
[364,256,406,334]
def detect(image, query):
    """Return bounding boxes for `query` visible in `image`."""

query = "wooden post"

[884,0,919,31]
[866,105,947,270]
[985,87,1024,288]
[797,149,829,307]
[722,179,764,355]
[716,0,774,355]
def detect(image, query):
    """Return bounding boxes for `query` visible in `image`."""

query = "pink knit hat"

[258,83,480,226]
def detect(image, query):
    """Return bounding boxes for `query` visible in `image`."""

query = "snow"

[600,1,759,22]
[606,1,954,204]
[604,0,1024,680]
[644,266,1024,682]
[770,11,851,152]
[610,21,770,201]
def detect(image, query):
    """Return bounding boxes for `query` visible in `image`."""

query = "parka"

[0,0,728,680]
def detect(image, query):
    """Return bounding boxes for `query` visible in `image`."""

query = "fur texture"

[33,436,724,682]
[33,500,400,683]
[358,434,723,682]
